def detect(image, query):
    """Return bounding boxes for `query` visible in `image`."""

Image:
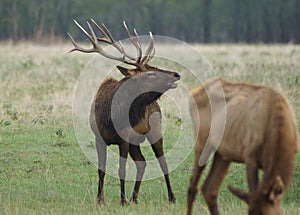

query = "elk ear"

[228,185,250,204]
[268,176,285,204]
[117,66,136,77]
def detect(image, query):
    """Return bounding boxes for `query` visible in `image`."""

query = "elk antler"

[67,19,155,68]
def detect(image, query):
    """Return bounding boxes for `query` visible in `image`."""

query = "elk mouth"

[168,74,180,89]
[168,80,179,89]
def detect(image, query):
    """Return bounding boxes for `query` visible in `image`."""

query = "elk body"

[187,78,298,215]
[68,20,178,205]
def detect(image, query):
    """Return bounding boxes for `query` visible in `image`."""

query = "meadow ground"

[0,42,299,215]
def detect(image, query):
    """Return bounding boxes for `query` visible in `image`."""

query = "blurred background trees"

[1,0,300,43]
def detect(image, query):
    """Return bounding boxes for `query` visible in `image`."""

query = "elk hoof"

[120,198,128,206]
[130,196,138,204]
[97,195,104,205]
[169,193,176,203]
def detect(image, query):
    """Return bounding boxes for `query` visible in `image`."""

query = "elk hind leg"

[96,137,107,205]
[129,144,146,203]
[119,142,129,206]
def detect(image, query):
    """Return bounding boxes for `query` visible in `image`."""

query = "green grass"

[0,42,300,214]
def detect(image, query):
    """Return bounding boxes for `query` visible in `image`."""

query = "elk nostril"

[174,73,181,79]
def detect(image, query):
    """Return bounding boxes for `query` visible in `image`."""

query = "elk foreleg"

[129,144,146,203]
[246,159,259,193]
[150,138,176,203]
[119,142,129,206]
[201,153,230,215]
[96,137,107,205]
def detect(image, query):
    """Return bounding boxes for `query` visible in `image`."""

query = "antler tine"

[73,20,96,46]
[123,21,143,63]
[91,19,136,61]
[69,20,155,67]
[133,28,140,43]
[86,21,98,44]
[90,19,120,49]
[67,20,99,53]
[146,32,155,56]
[91,19,118,46]
[71,20,129,61]
[141,32,155,64]
[67,33,80,53]
[133,28,142,61]
[148,45,156,62]
[100,22,116,44]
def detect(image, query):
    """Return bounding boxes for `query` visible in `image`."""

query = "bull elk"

[68,20,179,205]
[187,78,298,215]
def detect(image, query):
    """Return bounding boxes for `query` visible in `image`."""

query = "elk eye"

[146,71,156,79]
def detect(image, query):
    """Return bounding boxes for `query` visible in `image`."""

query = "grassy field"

[0,42,299,215]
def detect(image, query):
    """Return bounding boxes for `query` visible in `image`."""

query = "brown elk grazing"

[187,77,299,215]
[68,20,179,205]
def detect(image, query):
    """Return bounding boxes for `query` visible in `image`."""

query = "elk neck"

[95,77,163,132]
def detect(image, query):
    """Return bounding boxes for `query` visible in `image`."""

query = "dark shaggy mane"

[92,77,162,135]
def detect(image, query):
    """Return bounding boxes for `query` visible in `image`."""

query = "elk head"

[67,19,180,81]
[228,176,285,215]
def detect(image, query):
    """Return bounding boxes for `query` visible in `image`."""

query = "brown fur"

[91,66,179,206]
[187,77,299,215]
[69,20,179,206]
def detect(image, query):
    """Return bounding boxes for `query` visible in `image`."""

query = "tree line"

[1,0,300,43]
